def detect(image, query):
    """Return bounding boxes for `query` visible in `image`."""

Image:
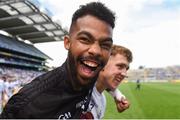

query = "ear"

[64,35,70,50]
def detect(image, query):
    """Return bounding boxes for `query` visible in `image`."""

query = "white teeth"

[83,61,98,67]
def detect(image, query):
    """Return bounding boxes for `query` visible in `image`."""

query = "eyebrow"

[77,31,94,39]
[77,31,113,43]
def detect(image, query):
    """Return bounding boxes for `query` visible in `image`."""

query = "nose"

[88,42,101,56]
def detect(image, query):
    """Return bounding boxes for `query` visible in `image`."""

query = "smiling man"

[0,2,115,119]
[83,45,133,119]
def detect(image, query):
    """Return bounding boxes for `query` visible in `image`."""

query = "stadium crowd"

[0,66,44,112]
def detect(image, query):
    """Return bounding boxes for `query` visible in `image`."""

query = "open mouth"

[80,59,99,72]
[75,59,100,85]
[77,56,104,81]
[115,75,123,83]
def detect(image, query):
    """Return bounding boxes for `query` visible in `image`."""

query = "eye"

[79,36,91,44]
[101,44,111,50]
[118,64,129,70]
[100,42,112,50]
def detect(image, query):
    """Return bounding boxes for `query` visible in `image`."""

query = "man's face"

[101,54,129,90]
[64,15,113,86]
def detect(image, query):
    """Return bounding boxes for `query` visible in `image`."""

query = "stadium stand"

[127,66,180,82]
[0,0,67,110]
[0,0,67,78]
[0,34,49,70]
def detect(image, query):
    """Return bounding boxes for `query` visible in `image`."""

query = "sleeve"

[108,89,126,101]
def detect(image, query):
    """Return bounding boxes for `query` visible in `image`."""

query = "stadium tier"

[0,0,67,71]
[0,34,49,70]
[127,66,180,82]
[0,0,68,71]
[0,0,65,110]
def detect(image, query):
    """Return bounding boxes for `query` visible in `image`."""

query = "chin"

[78,76,92,86]
[110,86,117,91]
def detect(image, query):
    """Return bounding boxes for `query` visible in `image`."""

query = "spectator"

[0,76,5,113]
[82,45,133,119]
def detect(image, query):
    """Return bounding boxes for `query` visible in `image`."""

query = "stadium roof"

[0,0,67,43]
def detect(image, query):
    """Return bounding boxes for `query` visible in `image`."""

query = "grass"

[103,82,180,119]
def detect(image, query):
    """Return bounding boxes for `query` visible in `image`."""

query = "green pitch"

[104,82,180,119]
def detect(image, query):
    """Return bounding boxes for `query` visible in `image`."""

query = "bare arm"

[108,89,130,112]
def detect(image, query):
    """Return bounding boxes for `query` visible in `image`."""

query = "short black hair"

[71,2,115,29]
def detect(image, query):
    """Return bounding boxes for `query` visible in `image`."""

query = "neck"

[95,77,106,93]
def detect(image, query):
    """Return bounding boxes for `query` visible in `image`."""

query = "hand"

[115,97,130,113]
